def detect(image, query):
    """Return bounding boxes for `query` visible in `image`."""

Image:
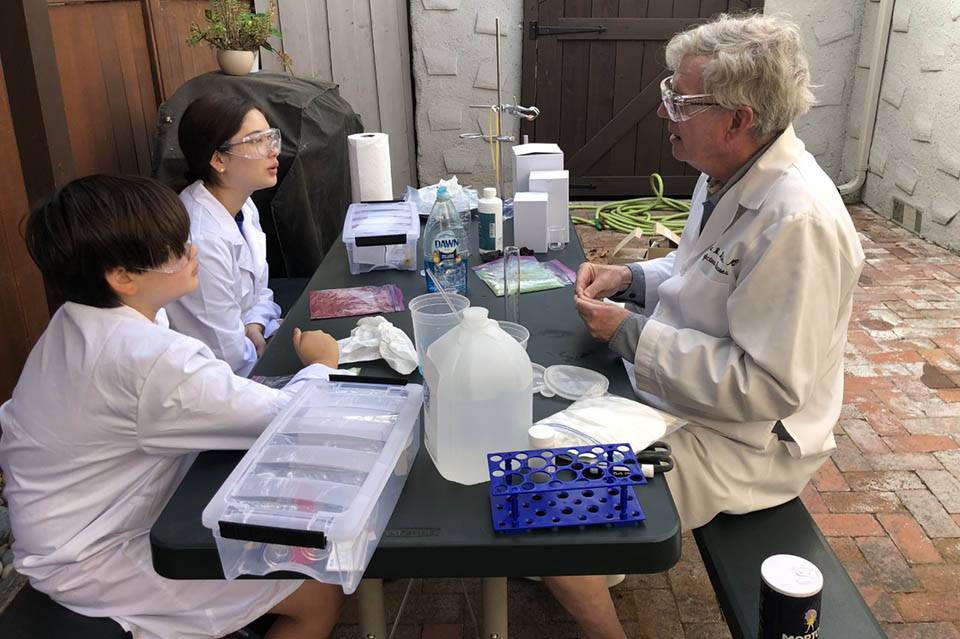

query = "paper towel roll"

[348,132,393,202]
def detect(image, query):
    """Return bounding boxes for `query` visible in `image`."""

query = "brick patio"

[329,204,960,638]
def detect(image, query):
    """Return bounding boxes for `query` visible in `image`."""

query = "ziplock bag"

[536,393,686,453]
[472,256,576,296]
[309,284,405,320]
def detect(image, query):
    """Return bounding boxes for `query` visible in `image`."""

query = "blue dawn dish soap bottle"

[423,186,469,294]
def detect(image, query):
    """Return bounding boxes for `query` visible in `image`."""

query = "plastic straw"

[426,269,464,322]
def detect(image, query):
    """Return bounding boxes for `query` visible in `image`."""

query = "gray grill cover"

[153,71,363,277]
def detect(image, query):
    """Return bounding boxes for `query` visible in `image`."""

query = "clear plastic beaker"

[548,226,564,251]
[504,245,520,323]
[497,320,529,350]
[409,292,471,373]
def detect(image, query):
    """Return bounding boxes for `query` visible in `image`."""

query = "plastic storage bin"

[342,201,420,274]
[202,378,423,594]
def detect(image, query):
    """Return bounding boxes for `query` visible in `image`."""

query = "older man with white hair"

[545,12,865,636]
[574,11,865,529]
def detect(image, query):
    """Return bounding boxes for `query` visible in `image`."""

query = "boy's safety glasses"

[141,243,193,274]
[218,128,282,159]
[660,76,718,122]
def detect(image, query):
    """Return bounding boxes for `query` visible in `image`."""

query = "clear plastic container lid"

[342,200,420,244]
[531,363,546,394]
[542,365,609,400]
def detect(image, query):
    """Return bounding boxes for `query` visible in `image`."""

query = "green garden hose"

[570,173,690,235]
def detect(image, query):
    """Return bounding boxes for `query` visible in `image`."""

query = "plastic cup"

[409,292,471,371]
[548,226,564,251]
[497,320,529,350]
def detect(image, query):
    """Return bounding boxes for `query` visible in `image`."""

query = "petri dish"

[542,365,609,401]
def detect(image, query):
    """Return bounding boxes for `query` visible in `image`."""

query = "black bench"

[0,581,275,638]
[0,582,131,638]
[693,497,886,638]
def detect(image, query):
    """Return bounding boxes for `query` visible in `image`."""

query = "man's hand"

[575,263,632,300]
[574,294,632,342]
[245,323,267,357]
[293,328,339,368]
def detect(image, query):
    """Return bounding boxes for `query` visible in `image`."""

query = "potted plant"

[186,0,293,76]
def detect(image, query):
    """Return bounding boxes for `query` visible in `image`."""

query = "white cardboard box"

[513,191,549,253]
[528,169,570,243]
[512,143,564,196]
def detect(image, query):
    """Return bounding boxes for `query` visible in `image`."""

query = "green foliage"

[186,0,293,72]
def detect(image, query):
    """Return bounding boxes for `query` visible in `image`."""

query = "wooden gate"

[521,0,762,199]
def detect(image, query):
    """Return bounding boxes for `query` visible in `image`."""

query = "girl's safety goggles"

[660,76,718,122]
[219,128,282,159]
[141,242,193,274]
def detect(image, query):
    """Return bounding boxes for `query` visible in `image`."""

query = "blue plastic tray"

[487,443,647,534]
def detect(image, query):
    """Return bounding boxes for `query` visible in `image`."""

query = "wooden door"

[521,0,762,199]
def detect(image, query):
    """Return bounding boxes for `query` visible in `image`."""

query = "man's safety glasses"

[219,128,282,159]
[141,243,193,274]
[660,75,718,122]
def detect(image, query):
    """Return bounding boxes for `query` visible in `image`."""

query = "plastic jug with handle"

[422,307,533,484]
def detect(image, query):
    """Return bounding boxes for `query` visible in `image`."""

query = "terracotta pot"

[217,50,256,76]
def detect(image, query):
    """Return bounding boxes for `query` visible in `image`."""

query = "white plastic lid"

[760,554,823,597]
[542,365,609,401]
[482,187,497,199]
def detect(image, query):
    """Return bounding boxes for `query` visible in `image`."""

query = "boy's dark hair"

[178,94,259,186]
[24,175,190,309]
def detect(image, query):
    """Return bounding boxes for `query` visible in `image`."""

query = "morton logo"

[780,610,819,639]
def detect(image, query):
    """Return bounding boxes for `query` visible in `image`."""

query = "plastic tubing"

[570,173,690,234]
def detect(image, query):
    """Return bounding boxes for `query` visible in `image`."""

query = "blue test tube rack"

[487,443,647,534]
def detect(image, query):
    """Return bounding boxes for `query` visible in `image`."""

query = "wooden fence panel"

[152,0,219,99]
[259,0,416,195]
[0,55,47,402]
[49,1,159,176]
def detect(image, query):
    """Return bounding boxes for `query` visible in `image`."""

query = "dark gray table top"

[150,218,681,578]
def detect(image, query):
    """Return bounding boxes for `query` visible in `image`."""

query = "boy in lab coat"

[0,175,343,638]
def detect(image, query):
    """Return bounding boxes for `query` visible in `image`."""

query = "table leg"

[481,577,508,639]
[357,578,387,639]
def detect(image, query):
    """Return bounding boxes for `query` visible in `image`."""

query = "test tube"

[504,245,520,323]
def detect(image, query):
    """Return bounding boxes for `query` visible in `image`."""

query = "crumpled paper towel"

[337,316,418,374]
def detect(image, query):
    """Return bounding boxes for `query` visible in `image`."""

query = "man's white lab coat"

[629,125,865,458]
[166,180,281,376]
[0,303,334,638]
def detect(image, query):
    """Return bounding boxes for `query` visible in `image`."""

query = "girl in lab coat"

[0,175,343,638]
[165,94,284,376]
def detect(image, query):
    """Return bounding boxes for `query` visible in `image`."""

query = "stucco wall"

[856,0,960,249]
[764,0,866,183]
[410,1,523,194]
[410,3,960,254]
[410,3,863,193]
